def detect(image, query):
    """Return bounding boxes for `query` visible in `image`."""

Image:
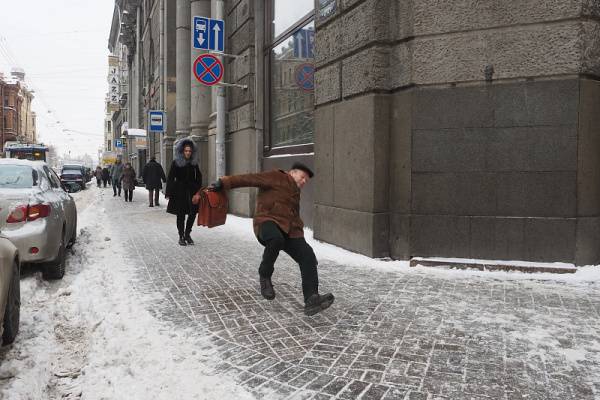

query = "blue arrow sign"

[193,16,225,52]
[209,19,224,52]
[293,28,314,59]
[193,17,209,50]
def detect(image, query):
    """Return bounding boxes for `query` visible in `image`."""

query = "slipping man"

[211,163,334,316]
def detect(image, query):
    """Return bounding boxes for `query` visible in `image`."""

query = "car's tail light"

[28,204,51,221]
[6,206,28,223]
[6,204,51,223]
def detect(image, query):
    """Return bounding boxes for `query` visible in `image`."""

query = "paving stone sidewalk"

[105,189,600,400]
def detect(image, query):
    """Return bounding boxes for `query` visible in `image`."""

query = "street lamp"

[120,133,128,162]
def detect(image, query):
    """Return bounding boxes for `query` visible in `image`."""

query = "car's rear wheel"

[43,228,66,280]
[2,259,20,345]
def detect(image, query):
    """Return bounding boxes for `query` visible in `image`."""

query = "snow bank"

[0,191,254,400]
[221,215,599,285]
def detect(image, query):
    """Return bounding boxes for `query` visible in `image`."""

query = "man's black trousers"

[176,213,197,237]
[257,221,318,301]
[148,189,160,205]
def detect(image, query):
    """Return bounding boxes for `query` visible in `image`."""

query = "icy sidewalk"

[90,187,600,400]
[0,188,254,400]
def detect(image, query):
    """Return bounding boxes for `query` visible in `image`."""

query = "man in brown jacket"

[211,162,334,316]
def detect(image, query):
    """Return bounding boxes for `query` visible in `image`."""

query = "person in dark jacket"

[165,138,202,246]
[101,166,110,187]
[121,162,136,202]
[95,166,103,187]
[210,163,334,316]
[142,157,167,207]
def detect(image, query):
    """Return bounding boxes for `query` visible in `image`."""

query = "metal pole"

[159,0,165,165]
[176,0,191,139]
[215,0,226,178]
[216,85,226,177]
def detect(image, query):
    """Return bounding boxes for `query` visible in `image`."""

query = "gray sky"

[0,0,114,159]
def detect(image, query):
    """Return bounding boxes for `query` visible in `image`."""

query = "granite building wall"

[312,0,600,264]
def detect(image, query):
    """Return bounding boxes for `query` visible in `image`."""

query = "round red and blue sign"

[193,54,224,86]
[295,63,315,91]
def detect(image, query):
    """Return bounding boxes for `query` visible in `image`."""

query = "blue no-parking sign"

[193,54,224,86]
[193,16,224,52]
[295,63,315,91]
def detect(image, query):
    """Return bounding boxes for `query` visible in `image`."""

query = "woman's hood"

[174,137,198,167]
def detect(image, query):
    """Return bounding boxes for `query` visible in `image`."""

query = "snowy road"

[1,186,599,400]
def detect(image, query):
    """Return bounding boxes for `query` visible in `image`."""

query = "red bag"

[193,188,228,228]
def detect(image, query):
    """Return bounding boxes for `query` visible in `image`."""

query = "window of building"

[265,1,315,153]
[107,140,112,151]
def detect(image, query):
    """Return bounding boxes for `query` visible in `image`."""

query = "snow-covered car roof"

[0,159,42,167]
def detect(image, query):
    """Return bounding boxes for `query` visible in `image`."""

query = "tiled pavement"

[105,190,600,399]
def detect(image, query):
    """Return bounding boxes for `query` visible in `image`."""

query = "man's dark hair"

[291,162,314,178]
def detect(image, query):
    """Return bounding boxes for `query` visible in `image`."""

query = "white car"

[0,235,19,345]
[0,159,77,280]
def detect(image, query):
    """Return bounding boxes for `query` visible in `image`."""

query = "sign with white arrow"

[193,16,225,52]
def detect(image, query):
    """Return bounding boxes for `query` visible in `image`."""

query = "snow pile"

[222,215,599,285]
[0,192,254,399]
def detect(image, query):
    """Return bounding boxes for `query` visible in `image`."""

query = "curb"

[409,259,577,274]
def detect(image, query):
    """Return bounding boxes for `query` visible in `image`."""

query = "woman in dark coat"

[121,162,137,202]
[101,167,110,187]
[165,138,202,246]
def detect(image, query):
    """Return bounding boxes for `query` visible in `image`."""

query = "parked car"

[0,235,19,345]
[0,159,77,280]
[62,163,88,186]
[60,169,86,191]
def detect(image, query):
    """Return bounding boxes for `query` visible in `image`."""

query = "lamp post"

[120,133,128,163]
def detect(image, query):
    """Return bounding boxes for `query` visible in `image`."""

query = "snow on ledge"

[411,256,576,270]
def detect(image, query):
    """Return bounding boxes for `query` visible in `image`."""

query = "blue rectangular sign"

[115,139,123,149]
[149,110,165,133]
[193,16,225,52]
[209,19,225,53]
[293,29,314,59]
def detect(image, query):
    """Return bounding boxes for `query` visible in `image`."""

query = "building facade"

[109,0,600,265]
[0,69,36,151]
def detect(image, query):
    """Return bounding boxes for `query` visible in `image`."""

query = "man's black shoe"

[259,277,275,300]
[178,236,187,246]
[304,293,335,316]
[184,235,194,245]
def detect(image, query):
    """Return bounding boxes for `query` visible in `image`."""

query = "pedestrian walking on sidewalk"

[165,138,202,246]
[95,166,103,187]
[111,159,124,197]
[210,163,334,316]
[101,166,110,187]
[142,157,166,207]
[121,162,136,202]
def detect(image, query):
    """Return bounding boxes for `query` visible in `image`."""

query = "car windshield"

[62,170,82,175]
[0,165,38,188]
